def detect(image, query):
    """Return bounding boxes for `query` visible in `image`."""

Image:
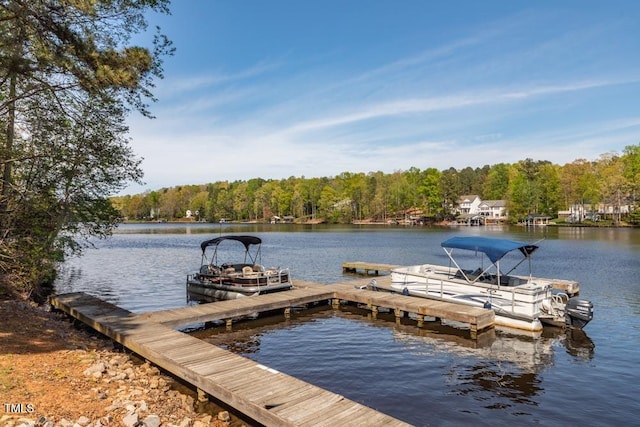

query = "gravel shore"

[0,299,244,427]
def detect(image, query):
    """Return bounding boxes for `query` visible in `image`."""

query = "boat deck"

[342,261,580,295]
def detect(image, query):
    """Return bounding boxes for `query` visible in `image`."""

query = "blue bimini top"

[441,236,538,264]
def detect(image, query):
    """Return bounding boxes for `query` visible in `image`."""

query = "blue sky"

[123,1,640,195]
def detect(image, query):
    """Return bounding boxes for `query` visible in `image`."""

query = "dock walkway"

[139,278,493,334]
[51,290,409,426]
[50,279,494,426]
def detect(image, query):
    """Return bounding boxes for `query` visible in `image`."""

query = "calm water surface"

[54,224,640,426]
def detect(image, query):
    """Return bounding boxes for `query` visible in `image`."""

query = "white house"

[478,200,508,221]
[456,195,481,215]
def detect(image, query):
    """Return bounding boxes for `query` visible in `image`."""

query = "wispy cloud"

[123,4,640,194]
[157,59,283,97]
[272,78,631,140]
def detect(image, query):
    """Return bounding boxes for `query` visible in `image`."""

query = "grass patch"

[0,364,17,392]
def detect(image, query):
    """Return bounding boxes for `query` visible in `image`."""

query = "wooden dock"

[342,261,580,295]
[140,279,494,334]
[342,261,399,276]
[50,279,494,426]
[50,290,410,426]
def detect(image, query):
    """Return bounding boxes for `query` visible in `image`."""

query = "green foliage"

[0,364,19,392]
[483,164,510,200]
[0,0,171,296]
[113,144,640,227]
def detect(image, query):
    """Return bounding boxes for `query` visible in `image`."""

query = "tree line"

[1,0,172,297]
[113,144,640,225]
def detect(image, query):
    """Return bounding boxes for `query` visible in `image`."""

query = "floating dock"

[50,278,494,426]
[342,261,580,295]
[342,261,400,276]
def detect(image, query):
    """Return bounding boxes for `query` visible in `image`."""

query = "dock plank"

[246,380,318,407]
[342,261,400,275]
[329,279,494,330]
[132,276,494,334]
[141,284,334,328]
[300,399,386,427]
[277,393,346,423]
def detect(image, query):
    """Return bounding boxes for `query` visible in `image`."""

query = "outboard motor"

[565,298,594,329]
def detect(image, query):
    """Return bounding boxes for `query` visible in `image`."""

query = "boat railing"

[546,292,569,317]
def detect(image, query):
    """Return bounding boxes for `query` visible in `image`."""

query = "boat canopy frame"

[440,236,539,285]
[199,235,263,267]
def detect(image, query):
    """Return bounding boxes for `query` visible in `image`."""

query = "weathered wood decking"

[50,290,410,426]
[50,279,495,426]
[342,261,580,295]
[342,261,400,276]
[140,280,334,328]
[141,278,494,333]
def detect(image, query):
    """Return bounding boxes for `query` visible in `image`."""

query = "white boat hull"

[391,264,556,332]
[186,277,292,301]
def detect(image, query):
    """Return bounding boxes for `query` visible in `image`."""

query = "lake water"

[54,223,640,426]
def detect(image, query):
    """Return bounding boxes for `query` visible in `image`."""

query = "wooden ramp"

[50,292,410,427]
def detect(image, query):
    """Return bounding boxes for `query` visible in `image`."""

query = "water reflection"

[563,328,595,359]
[191,301,594,418]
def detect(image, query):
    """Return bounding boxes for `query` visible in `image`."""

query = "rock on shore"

[2,350,234,426]
[0,299,236,427]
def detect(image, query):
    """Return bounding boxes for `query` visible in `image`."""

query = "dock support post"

[332,298,340,309]
[197,388,208,403]
[470,324,477,340]
[284,307,291,320]
[225,318,233,330]
[416,314,424,328]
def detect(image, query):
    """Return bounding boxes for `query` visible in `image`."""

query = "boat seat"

[468,268,484,280]
[243,266,260,277]
[205,265,220,275]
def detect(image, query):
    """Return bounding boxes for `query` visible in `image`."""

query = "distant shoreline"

[121,219,637,228]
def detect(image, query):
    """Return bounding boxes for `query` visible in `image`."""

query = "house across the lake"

[455,195,508,224]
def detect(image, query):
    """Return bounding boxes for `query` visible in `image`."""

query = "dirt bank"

[0,297,244,427]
